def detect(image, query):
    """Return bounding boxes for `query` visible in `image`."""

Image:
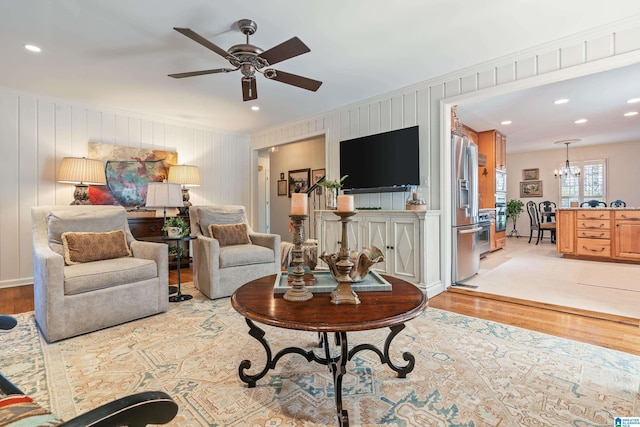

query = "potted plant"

[168,244,185,260]
[162,216,189,238]
[506,199,524,237]
[318,175,348,209]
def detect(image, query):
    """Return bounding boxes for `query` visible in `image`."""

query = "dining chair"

[538,201,556,223]
[579,200,607,208]
[610,199,626,207]
[526,201,556,245]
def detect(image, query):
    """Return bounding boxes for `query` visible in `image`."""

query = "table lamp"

[57,157,106,205]
[145,181,183,229]
[168,165,201,215]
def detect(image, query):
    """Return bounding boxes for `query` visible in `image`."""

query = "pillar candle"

[291,193,308,215]
[337,195,354,212]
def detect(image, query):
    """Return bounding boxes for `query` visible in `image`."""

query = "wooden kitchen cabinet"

[556,208,640,263]
[614,210,640,260]
[556,210,575,254]
[478,129,507,209]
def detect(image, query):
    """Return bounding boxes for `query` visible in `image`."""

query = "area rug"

[1,282,639,426]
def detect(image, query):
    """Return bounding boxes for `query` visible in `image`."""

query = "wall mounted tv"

[339,126,420,194]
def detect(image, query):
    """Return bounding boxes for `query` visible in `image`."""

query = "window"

[559,159,606,207]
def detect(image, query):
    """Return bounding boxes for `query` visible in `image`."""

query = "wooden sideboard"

[556,208,640,263]
[127,216,191,268]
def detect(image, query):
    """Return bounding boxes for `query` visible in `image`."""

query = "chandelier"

[554,139,581,179]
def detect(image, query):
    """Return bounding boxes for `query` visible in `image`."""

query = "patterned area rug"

[1,282,639,426]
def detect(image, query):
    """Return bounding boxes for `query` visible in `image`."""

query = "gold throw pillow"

[62,230,132,265]
[208,223,252,246]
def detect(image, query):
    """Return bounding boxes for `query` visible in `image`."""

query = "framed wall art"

[520,180,543,197]
[522,168,539,180]
[277,180,287,196]
[288,168,310,197]
[311,168,325,195]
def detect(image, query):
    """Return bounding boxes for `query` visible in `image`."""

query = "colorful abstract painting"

[87,142,177,206]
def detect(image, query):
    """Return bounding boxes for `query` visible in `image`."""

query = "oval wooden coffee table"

[231,274,428,427]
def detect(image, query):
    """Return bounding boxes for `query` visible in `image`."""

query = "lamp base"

[71,184,92,205]
[179,188,191,216]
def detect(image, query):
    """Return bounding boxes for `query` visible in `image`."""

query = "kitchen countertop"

[557,207,638,210]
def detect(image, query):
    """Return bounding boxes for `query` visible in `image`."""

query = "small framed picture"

[280,173,285,180]
[277,180,287,196]
[311,168,325,195]
[522,168,539,180]
[288,168,310,197]
[520,180,543,198]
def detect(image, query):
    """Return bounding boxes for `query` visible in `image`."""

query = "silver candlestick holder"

[284,214,313,302]
[330,211,360,305]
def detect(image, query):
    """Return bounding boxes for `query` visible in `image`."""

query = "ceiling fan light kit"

[169,19,322,101]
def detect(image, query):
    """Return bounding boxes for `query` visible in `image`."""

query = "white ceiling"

[456,62,640,153]
[2,0,640,138]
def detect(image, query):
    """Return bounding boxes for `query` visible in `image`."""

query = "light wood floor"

[2,267,639,355]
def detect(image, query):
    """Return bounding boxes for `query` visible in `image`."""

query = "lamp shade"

[168,165,201,186]
[145,182,183,208]
[57,157,106,185]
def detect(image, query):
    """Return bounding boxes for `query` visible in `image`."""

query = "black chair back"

[580,199,607,208]
[538,201,556,223]
[610,199,626,208]
[526,201,540,229]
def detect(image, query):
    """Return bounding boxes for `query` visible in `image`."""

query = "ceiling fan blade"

[168,68,234,78]
[258,37,310,66]
[242,77,258,102]
[173,27,234,60]
[266,69,322,92]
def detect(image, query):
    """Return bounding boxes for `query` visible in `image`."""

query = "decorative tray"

[273,270,392,294]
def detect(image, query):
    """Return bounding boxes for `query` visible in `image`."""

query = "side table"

[141,236,195,302]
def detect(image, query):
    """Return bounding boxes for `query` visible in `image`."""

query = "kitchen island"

[556,208,640,263]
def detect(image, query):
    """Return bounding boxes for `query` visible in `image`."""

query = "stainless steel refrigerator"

[451,134,480,284]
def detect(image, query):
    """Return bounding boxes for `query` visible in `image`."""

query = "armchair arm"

[249,232,281,252]
[57,391,178,427]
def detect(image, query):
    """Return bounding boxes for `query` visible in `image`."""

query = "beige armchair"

[31,205,169,342]
[189,205,280,299]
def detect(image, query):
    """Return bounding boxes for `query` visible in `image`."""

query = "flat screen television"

[339,126,420,194]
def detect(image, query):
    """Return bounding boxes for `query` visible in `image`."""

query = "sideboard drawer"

[127,217,164,239]
[576,230,610,239]
[615,211,640,221]
[576,210,610,221]
[576,219,610,230]
[576,238,610,257]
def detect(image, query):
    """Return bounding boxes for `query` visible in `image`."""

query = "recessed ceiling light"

[251,106,260,111]
[624,111,638,117]
[628,98,640,104]
[500,120,512,125]
[574,118,588,124]
[554,98,569,105]
[24,44,41,52]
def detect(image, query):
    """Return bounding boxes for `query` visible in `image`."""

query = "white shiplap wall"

[251,18,640,295]
[0,88,250,287]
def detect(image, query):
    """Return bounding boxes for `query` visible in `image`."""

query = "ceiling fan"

[168,19,322,101]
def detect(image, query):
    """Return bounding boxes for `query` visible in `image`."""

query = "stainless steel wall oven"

[495,193,507,232]
[478,212,491,256]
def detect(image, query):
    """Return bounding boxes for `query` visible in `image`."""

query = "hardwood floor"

[2,267,639,356]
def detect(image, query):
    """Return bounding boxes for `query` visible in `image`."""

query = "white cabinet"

[364,216,419,283]
[318,215,361,255]
[316,210,441,292]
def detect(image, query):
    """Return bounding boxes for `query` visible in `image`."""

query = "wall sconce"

[57,157,106,205]
[168,165,201,215]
